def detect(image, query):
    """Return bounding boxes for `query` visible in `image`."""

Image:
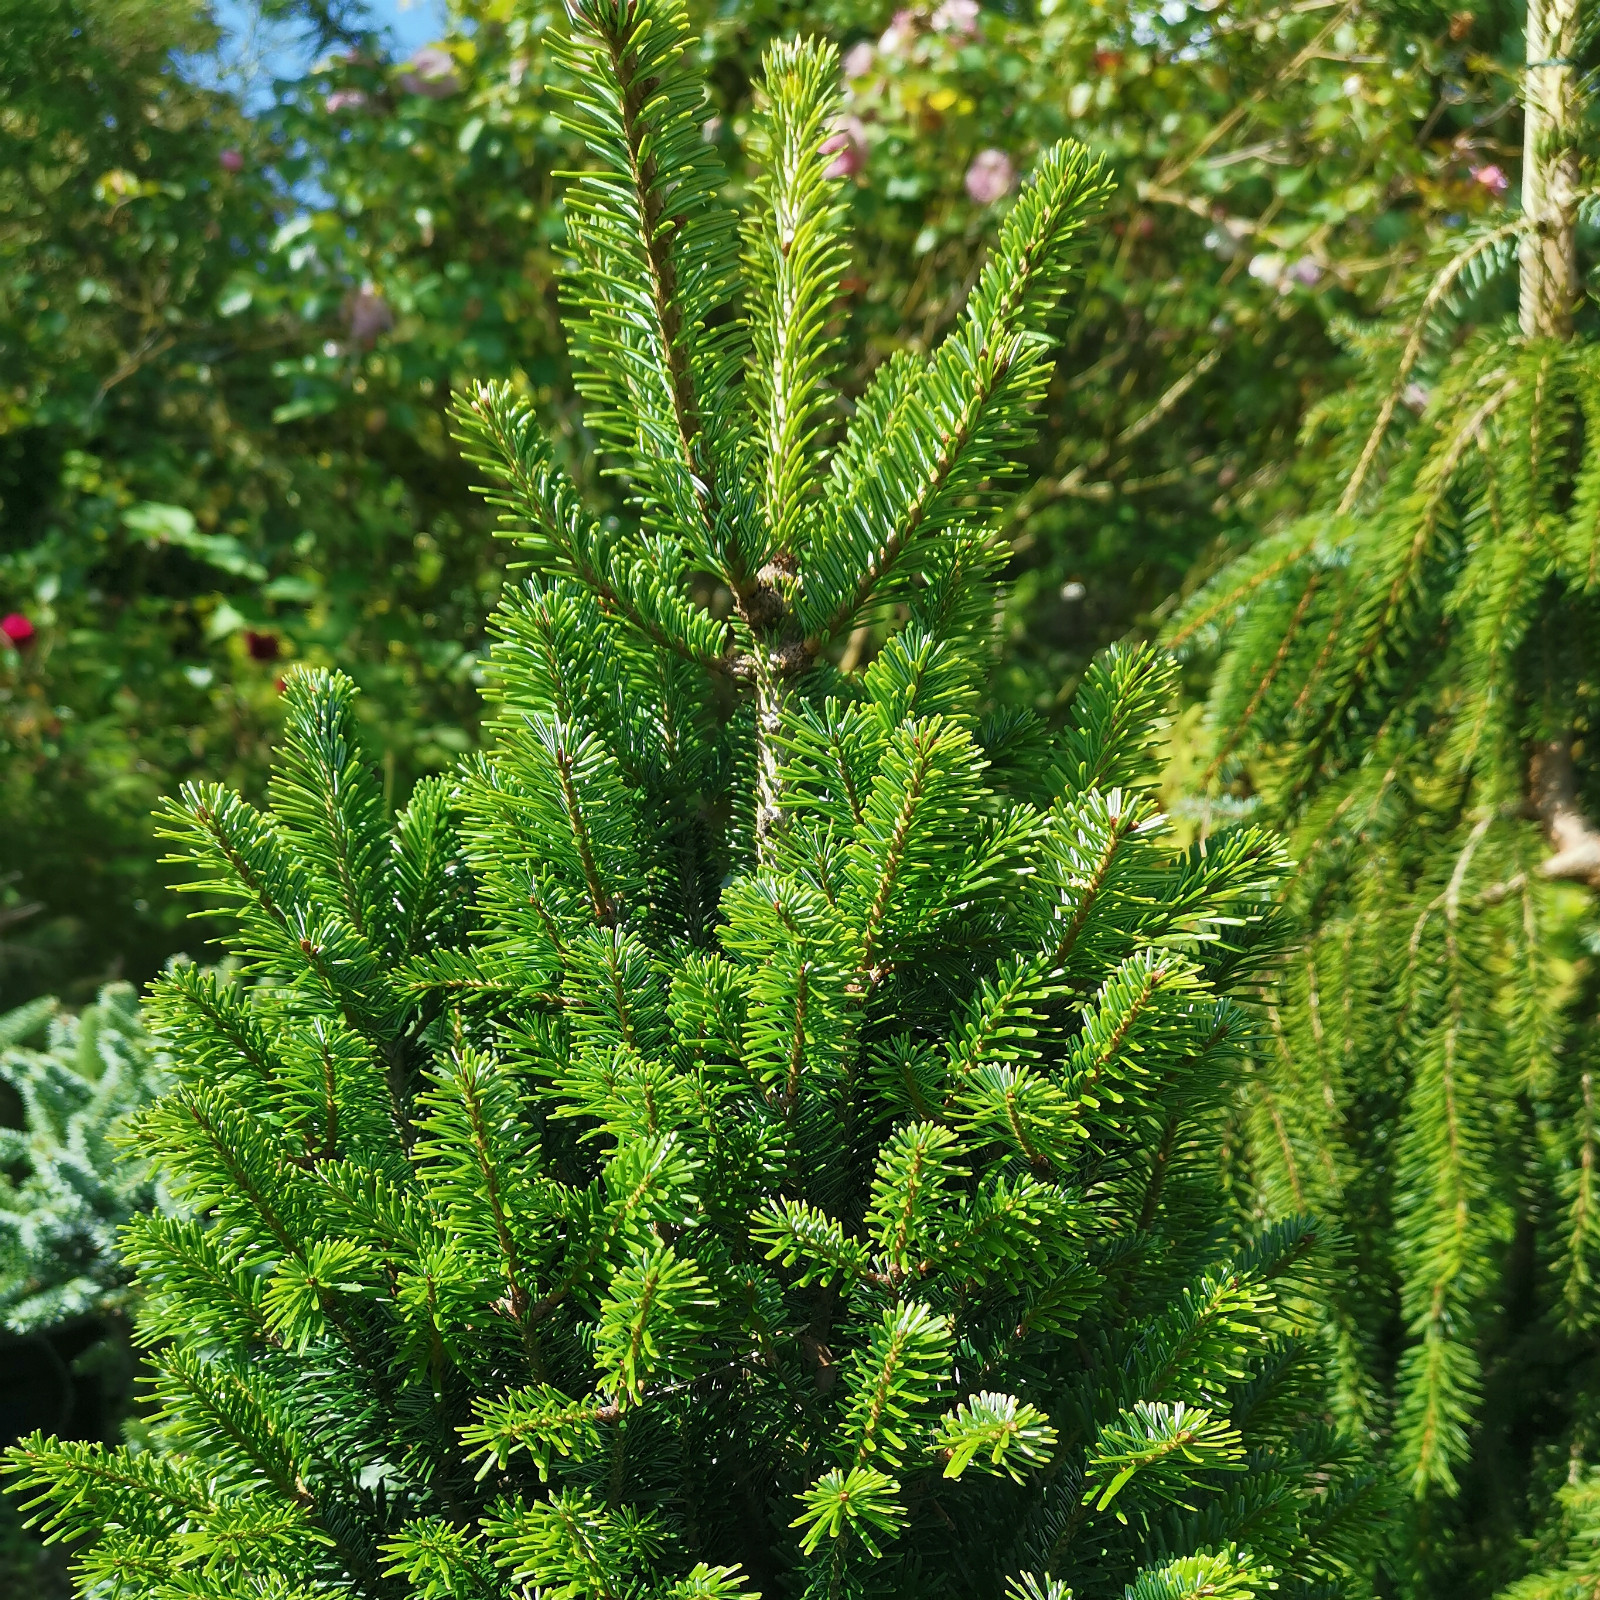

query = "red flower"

[2,613,35,647]
[245,630,280,662]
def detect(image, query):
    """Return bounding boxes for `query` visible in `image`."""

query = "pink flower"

[2,613,34,647]
[932,0,980,37]
[345,284,394,345]
[324,88,369,113]
[399,46,460,98]
[822,119,867,179]
[1288,256,1323,287]
[218,148,244,173]
[964,148,1015,205]
[880,9,919,56]
[842,41,876,80]
[1472,163,1509,195]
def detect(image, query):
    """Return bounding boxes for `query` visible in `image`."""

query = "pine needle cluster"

[7,4,1376,1596]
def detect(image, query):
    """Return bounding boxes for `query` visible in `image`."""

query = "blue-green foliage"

[0,985,161,1335]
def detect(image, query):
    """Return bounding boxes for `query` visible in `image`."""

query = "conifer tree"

[0,983,159,1337]
[1168,0,1600,1588]
[6,5,1376,1596]
[0,983,161,1586]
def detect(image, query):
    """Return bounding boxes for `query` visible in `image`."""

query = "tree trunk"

[1519,0,1582,340]
[1518,0,1600,882]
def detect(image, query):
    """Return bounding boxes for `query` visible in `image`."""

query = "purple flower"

[1472,163,1509,196]
[218,148,244,173]
[964,148,1015,205]
[399,46,460,98]
[345,284,394,346]
[822,118,868,179]
[324,88,369,113]
[932,0,980,37]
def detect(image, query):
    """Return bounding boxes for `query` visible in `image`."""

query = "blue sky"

[362,0,448,54]
[209,0,449,103]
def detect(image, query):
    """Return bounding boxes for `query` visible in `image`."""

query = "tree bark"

[1519,0,1582,340]
[1532,740,1600,888]
[1519,0,1596,881]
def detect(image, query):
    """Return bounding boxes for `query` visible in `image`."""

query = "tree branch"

[1532,739,1600,888]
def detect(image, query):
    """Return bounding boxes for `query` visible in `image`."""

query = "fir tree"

[0,984,162,1598]
[7,5,1376,1596]
[0,984,160,1337]
[1167,0,1600,1588]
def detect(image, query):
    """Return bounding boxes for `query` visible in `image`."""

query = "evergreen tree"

[1167,0,1600,1589]
[0,984,162,1596]
[6,5,1376,1595]
[0,983,159,1338]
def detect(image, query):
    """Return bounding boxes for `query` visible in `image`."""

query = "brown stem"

[754,652,789,866]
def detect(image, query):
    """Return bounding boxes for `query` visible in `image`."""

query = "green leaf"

[124,502,268,581]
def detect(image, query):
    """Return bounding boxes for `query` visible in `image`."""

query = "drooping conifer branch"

[1169,0,1600,1555]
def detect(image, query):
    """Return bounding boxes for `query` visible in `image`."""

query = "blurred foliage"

[0,0,1525,1006]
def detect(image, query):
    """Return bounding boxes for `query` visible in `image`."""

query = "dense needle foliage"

[4,5,1375,1595]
